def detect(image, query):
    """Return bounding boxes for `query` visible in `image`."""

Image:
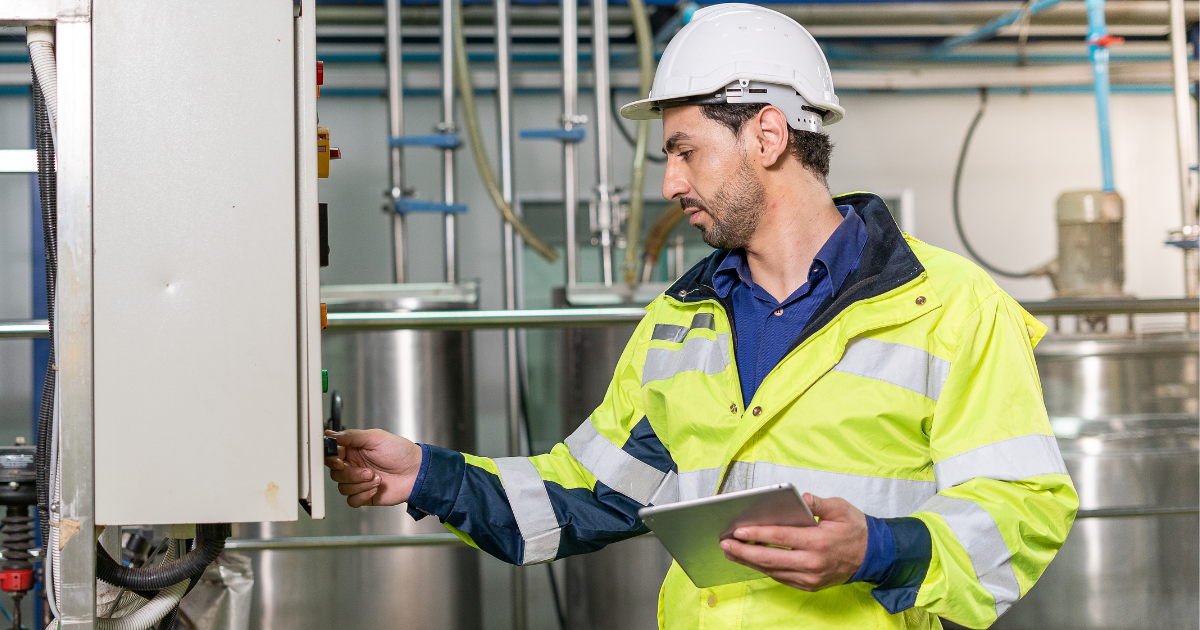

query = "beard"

[679,154,767,250]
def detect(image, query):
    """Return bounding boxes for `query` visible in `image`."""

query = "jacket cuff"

[848,515,896,584]
[871,517,932,614]
[405,444,465,522]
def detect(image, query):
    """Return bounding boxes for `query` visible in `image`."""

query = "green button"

[322,370,328,393]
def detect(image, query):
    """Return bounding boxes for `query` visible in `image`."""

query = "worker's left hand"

[719,493,868,592]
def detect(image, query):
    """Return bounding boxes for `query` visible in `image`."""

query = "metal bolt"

[8,482,19,490]
[916,296,926,306]
[13,437,23,446]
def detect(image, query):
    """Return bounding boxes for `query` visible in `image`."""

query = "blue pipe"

[937,0,1067,51]
[1086,0,1116,192]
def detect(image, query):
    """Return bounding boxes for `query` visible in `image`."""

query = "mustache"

[679,197,708,212]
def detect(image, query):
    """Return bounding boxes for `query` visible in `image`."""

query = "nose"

[662,157,690,201]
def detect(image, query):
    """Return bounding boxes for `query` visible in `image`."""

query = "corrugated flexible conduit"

[449,0,558,263]
[27,26,57,152]
[95,580,188,630]
[621,0,655,286]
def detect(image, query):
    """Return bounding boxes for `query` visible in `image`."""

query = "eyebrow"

[663,131,691,154]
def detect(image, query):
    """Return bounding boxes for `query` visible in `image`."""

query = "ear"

[748,106,791,169]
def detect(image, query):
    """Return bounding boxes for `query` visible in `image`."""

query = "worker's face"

[661,106,766,250]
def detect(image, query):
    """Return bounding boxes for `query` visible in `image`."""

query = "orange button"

[321,303,327,330]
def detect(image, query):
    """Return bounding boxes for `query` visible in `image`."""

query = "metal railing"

[226,504,1199,551]
[225,533,465,550]
[3,297,1196,339]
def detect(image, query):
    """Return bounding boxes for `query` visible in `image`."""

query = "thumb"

[332,428,377,449]
[805,493,842,520]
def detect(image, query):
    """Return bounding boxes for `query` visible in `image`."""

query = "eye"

[679,150,693,160]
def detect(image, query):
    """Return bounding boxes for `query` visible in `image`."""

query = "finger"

[338,477,380,496]
[330,466,376,484]
[324,455,346,471]
[732,525,808,548]
[346,487,378,508]
[719,538,800,571]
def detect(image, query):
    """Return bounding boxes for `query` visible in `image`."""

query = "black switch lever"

[323,391,343,458]
[319,202,330,267]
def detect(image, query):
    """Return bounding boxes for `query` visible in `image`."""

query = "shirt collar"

[712,204,867,299]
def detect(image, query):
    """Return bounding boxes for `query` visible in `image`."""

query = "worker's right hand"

[324,429,423,508]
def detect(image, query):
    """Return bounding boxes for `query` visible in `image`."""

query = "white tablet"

[637,483,816,588]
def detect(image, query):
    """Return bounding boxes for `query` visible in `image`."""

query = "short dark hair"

[699,103,833,186]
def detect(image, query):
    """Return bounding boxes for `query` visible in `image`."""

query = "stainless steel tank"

[233,283,481,630]
[556,285,674,630]
[992,333,1199,630]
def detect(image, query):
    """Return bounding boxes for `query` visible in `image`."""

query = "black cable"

[951,88,1036,279]
[31,68,57,558]
[514,353,568,630]
[611,89,665,164]
[96,525,229,591]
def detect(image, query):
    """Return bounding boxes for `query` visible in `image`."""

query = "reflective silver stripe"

[564,419,674,506]
[648,470,679,505]
[690,313,716,331]
[642,333,731,385]
[676,467,722,501]
[720,461,937,519]
[921,494,1021,617]
[651,313,717,343]
[832,337,951,402]
[718,460,755,494]
[493,457,561,565]
[935,434,1069,491]
[651,324,688,343]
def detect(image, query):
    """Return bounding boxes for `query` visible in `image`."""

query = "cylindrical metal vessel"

[994,333,1199,630]
[556,287,674,630]
[234,283,481,630]
[1055,191,1125,297]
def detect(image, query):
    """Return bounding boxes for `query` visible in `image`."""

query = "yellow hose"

[450,0,559,262]
[622,0,656,286]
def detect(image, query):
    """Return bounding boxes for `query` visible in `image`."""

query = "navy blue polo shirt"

[713,204,867,408]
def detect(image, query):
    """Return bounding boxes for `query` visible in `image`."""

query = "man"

[326,4,1077,628]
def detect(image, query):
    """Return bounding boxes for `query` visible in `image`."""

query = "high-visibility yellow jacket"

[407,192,1077,629]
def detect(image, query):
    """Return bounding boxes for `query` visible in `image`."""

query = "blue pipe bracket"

[389,133,461,149]
[395,199,469,214]
[519,128,587,143]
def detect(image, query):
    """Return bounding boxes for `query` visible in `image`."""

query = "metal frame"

[56,14,95,630]
[297,0,326,521]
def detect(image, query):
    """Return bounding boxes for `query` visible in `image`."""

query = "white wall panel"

[93,1,299,524]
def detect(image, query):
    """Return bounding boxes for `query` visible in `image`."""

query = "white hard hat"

[620,3,843,133]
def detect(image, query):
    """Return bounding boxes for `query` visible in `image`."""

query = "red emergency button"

[317,60,324,97]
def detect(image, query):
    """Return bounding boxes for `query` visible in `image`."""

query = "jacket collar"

[666,192,925,347]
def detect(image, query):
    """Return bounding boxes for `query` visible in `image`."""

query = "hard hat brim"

[619,96,665,121]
